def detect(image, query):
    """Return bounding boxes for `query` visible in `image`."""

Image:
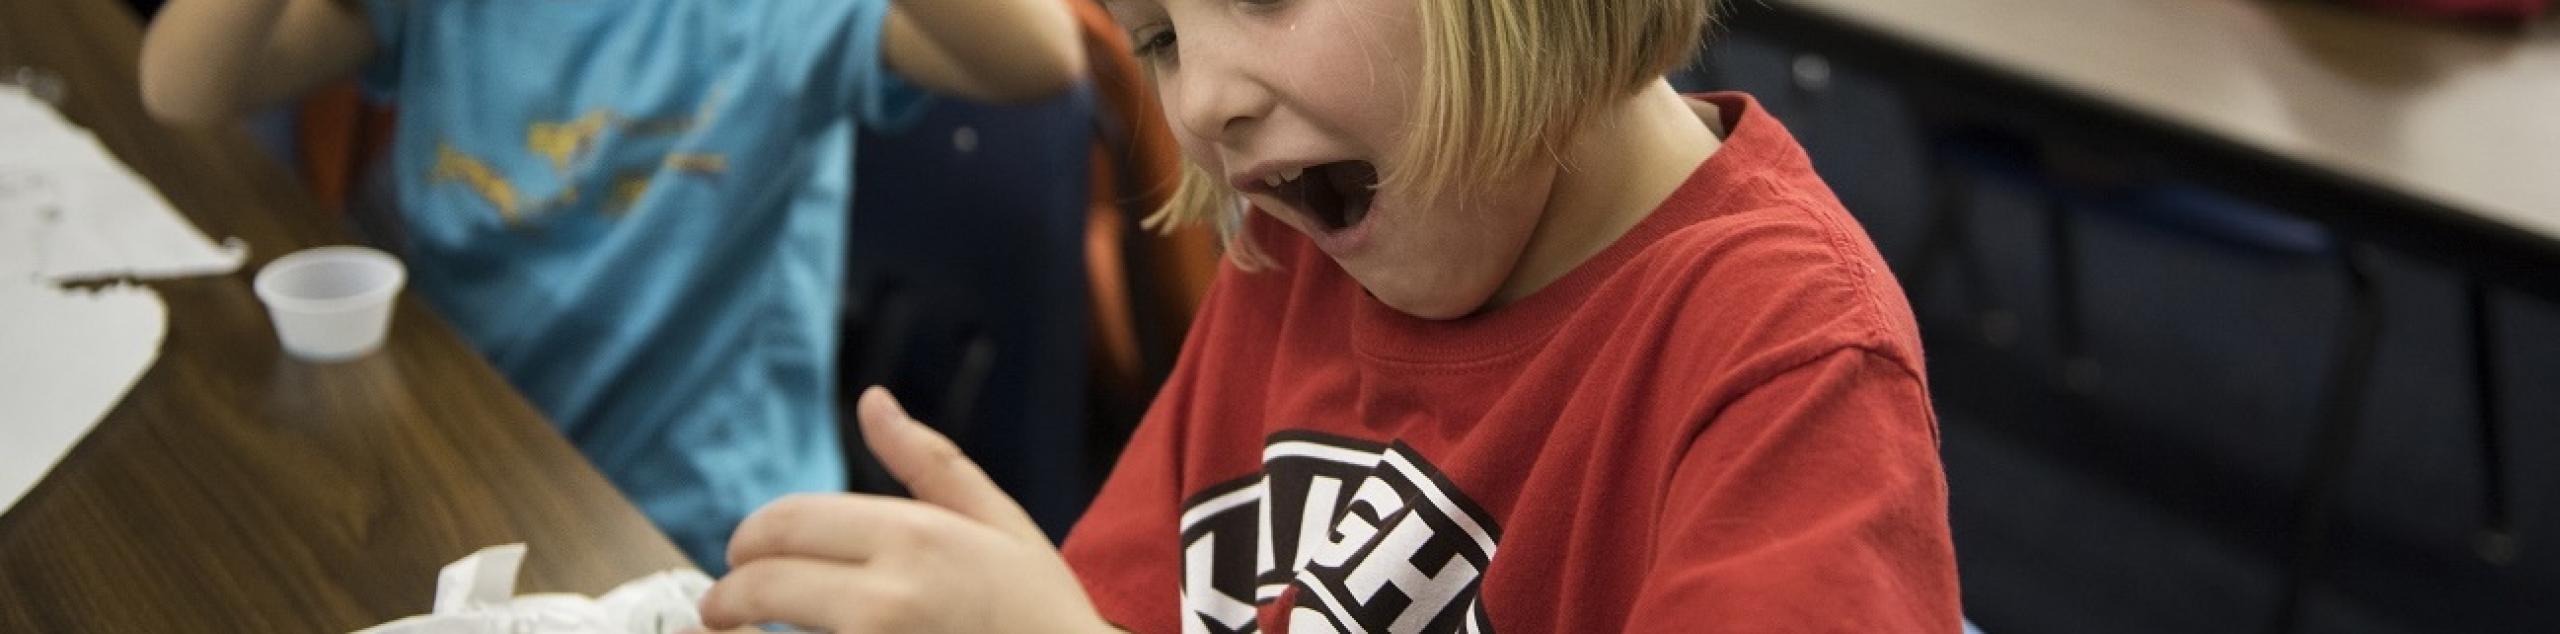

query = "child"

[137,0,1084,572]
[699,0,1962,631]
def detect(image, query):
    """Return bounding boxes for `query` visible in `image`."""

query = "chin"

[1350,266,1500,320]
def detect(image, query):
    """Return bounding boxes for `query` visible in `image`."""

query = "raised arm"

[138,0,375,127]
[881,0,1087,103]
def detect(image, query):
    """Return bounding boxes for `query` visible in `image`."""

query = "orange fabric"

[292,80,397,213]
[1076,0,1220,401]
[1087,141,1143,395]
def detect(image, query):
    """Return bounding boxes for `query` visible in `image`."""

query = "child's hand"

[697,388,1118,634]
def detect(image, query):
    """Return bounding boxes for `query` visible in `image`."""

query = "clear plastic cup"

[253,246,406,362]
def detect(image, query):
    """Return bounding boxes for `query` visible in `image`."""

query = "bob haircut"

[1143,0,1718,268]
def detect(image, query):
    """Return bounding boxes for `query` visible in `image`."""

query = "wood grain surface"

[0,0,694,630]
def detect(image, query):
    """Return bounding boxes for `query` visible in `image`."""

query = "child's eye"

[1133,29,1179,63]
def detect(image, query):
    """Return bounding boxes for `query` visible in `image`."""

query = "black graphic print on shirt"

[1178,431,1502,634]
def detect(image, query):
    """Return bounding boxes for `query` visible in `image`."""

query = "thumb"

[856,386,1047,542]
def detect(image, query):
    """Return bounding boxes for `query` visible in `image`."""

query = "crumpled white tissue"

[355,544,716,634]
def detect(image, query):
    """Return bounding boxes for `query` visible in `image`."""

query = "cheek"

[1328,90,1412,151]
[1177,135,1223,176]
[1270,2,1422,149]
[1158,90,1225,175]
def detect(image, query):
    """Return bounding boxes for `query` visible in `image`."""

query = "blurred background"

[1677,13,2560,632]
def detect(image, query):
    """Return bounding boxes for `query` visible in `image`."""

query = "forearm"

[140,0,290,124]
[890,0,1085,101]
[138,0,371,126]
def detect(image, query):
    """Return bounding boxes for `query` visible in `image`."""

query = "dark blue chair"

[1910,127,2350,393]
[844,84,1097,540]
[1910,126,2391,634]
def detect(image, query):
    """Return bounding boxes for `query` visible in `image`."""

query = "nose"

[1164,42,1274,148]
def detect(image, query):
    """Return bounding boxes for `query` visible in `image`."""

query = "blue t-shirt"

[359,0,928,571]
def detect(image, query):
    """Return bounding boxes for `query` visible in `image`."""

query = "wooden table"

[1731,0,2560,298]
[0,1,693,630]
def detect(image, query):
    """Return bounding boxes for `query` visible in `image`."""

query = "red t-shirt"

[1062,93,1961,633]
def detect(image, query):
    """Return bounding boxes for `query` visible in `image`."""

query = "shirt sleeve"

[1060,400,1187,634]
[1059,272,1247,634]
[1623,347,1962,633]
[761,0,932,133]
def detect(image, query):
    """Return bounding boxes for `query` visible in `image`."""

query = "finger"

[724,492,969,569]
[697,556,899,631]
[856,386,1046,541]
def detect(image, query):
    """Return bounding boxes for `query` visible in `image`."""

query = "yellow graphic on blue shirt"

[431,144,521,223]
[527,110,615,172]
[611,153,729,214]
[428,102,726,226]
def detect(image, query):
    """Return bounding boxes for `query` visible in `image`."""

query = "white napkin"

[0,83,247,283]
[357,544,724,634]
[0,278,165,516]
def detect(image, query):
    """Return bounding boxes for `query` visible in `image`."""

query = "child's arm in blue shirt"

[138,0,373,126]
[880,0,1086,103]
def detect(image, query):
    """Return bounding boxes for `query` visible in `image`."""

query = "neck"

[1489,81,1721,307]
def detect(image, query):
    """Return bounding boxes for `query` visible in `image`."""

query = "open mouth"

[1262,160,1379,234]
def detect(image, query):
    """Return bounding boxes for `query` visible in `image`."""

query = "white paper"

[0,277,166,515]
[357,544,757,634]
[0,84,247,283]
[436,543,528,615]
[0,82,237,518]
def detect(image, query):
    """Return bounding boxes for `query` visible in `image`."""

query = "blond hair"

[1142,0,1718,267]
